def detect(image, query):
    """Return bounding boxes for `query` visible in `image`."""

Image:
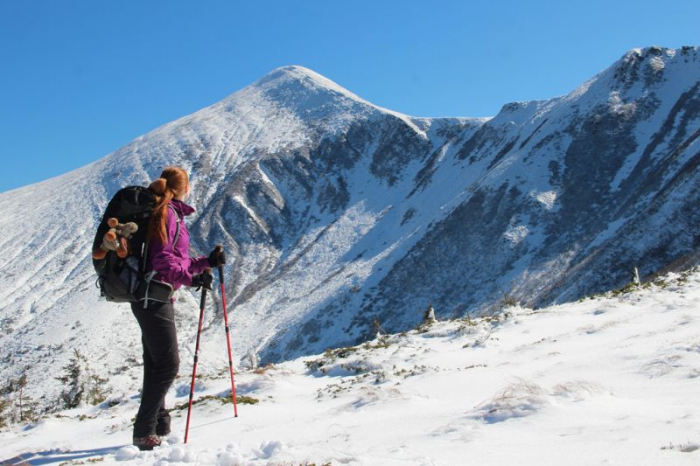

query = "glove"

[191,271,213,290]
[208,246,226,268]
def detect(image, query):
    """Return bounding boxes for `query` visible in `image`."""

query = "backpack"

[92,186,182,307]
[92,186,156,303]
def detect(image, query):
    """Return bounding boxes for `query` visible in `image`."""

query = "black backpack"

[93,186,182,306]
[92,186,156,303]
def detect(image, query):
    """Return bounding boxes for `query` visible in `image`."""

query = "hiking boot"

[133,435,162,451]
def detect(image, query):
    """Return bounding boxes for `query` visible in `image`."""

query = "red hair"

[148,167,189,244]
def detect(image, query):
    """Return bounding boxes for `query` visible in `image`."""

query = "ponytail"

[148,167,189,245]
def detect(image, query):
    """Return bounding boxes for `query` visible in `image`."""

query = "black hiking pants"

[131,300,180,438]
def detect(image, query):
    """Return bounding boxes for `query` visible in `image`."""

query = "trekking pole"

[184,280,208,443]
[217,249,239,418]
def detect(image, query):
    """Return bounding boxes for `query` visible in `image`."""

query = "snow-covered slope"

[2,268,699,465]
[0,47,699,414]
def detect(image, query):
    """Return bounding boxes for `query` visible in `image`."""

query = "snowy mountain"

[0,46,698,413]
[2,267,699,465]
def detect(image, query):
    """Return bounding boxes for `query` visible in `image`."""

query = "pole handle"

[216,245,225,282]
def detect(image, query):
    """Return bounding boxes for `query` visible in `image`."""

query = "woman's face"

[176,182,191,201]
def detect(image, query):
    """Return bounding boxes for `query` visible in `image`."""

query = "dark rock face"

[369,117,432,186]
[252,47,700,359]
[350,184,527,339]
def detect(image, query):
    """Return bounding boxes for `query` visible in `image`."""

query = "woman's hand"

[208,246,226,268]
[192,270,213,290]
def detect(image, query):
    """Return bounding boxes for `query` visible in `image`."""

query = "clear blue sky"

[0,0,698,193]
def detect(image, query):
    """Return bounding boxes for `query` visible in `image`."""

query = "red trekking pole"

[184,277,208,444]
[217,248,239,418]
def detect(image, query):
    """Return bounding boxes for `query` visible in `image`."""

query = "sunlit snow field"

[2,269,699,465]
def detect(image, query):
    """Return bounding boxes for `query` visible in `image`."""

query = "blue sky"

[0,0,698,193]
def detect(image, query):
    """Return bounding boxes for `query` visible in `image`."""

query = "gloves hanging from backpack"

[192,270,213,291]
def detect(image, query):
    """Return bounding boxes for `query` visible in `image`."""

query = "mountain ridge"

[0,46,698,409]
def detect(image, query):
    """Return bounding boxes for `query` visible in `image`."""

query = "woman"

[131,167,225,451]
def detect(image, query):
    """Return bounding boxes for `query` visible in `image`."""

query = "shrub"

[55,349,108,408]
[502,293,519,308]
[0,373,40,425]
[0,397,8,428]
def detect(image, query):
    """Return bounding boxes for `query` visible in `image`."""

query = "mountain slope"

[350,46,700,340]
[2,268,699,465]
[0,49,698,410]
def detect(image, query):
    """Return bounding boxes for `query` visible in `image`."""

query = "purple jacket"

[147,199,209,291]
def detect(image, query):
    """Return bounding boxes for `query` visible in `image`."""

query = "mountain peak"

[202,64,382,132]
[612,45,699,83]
[263,65,330,82]
[249,65,370,110]
[257,65,354,93]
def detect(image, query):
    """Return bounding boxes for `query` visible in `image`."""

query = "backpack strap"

[140,204,182,308]
[169,204,181,248]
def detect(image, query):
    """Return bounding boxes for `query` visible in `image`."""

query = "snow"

[232,195,268,233]
[531,190,557,210]
[2,268,699,465]
[649,56,666,73]
[1,46,699,465]
[607,91,637,118]
[503,224,530,246]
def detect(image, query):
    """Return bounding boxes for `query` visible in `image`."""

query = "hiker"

[131,166,226,451]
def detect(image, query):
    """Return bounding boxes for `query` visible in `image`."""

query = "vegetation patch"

[661,441,700,453]
[55,349,108,409]
[170,394,259,412]
[305,346,361,373]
